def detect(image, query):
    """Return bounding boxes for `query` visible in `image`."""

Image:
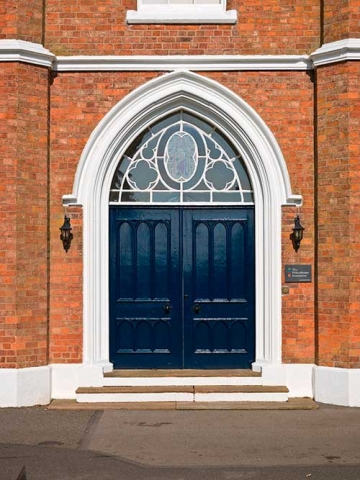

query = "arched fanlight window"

[109,110,253,204]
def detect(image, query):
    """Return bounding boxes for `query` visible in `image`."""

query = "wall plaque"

[285,264,312,283]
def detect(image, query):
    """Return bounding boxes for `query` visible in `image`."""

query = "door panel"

[109,207,255,369]
[109,208,181,368]
[183,209,255,368]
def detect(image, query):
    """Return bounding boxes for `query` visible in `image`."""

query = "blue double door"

[109,207,255,369]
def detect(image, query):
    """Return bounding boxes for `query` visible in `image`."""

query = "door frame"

[64,71,302,372]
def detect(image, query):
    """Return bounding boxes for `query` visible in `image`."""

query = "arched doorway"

[109,110,255,369]
[65,71,301,373]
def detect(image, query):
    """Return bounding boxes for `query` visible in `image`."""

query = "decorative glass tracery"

[109,111,254,204]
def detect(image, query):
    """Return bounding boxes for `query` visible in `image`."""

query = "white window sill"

[126,6,237,24]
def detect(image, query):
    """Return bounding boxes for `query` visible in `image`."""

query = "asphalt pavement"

[1,403,360,479]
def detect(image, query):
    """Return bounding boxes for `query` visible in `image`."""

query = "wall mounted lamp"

[291,215,304,252]
[59,215,73,253]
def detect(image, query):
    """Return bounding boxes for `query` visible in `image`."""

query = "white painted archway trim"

[65,70,301,371]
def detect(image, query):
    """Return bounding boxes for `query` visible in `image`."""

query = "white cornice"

[54,55,311,72]
[0,40,55,68]
[311,38,360,67]
[1,39,360,71]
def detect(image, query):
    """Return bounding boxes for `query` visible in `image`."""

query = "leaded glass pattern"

[109,111,254,204]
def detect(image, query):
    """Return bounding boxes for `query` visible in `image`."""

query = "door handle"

[163,303,173,314]
[192,304,201,314]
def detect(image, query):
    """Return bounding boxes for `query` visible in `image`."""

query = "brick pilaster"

[0,63,49,368]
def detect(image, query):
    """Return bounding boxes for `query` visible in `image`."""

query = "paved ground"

[1,403,360,479]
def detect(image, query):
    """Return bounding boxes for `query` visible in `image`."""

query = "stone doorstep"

[77,373,290,404]
[75,385,289,404]
[76,385,289,394]
[49,398,318,410]
[102,369,264,387]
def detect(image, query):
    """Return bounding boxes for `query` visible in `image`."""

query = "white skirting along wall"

[1,364,360,407]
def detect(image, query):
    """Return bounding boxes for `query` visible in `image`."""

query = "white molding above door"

[2,39,360,71]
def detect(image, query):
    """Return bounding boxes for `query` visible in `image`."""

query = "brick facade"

[0,0,44,43]
[0,63,49,368]
[323,0,360,43]
[0,0,359,403]
[317,62,360,367]
[45,69,317,364]
[45,0,320,56]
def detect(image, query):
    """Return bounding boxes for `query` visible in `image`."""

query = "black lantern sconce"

[59,215,73,253]
[290,215,305,252]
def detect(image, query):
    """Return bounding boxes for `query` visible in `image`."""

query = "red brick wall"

[0,63,49,368]
[282,207,315,363]
[49,206,83,363]
[344,62,360,368]
[0,64,18,368]
[45,0,320,56]
[278,70,315,363]
[348,61,360,361]
[323,0,360,43]
[48,70,315,364]
[2,0,359,370]
[0,0,44,43]
[316,62,360,368]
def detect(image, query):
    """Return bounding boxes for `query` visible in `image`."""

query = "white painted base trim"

[259,364,314,399]
[284,364,314,398]
[0,367,50,407]
[51,363,109,399]
[314,366,360,407]
[1,364,360,407]
[261,364,287,386]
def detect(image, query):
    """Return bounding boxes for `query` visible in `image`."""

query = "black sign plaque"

[285,264,312,283]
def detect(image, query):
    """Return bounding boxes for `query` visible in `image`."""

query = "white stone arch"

[64,70,301,372]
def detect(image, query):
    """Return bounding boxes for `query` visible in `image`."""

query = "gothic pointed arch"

[65,70,301,370]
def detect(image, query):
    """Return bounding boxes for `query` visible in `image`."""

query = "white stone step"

[76,385,289,403]
[192,385,289,403]
[103,369,263,387]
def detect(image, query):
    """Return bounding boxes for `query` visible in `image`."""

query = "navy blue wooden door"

[109,207,255,369]
[109,208,182,368]
[183,209,255,368]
